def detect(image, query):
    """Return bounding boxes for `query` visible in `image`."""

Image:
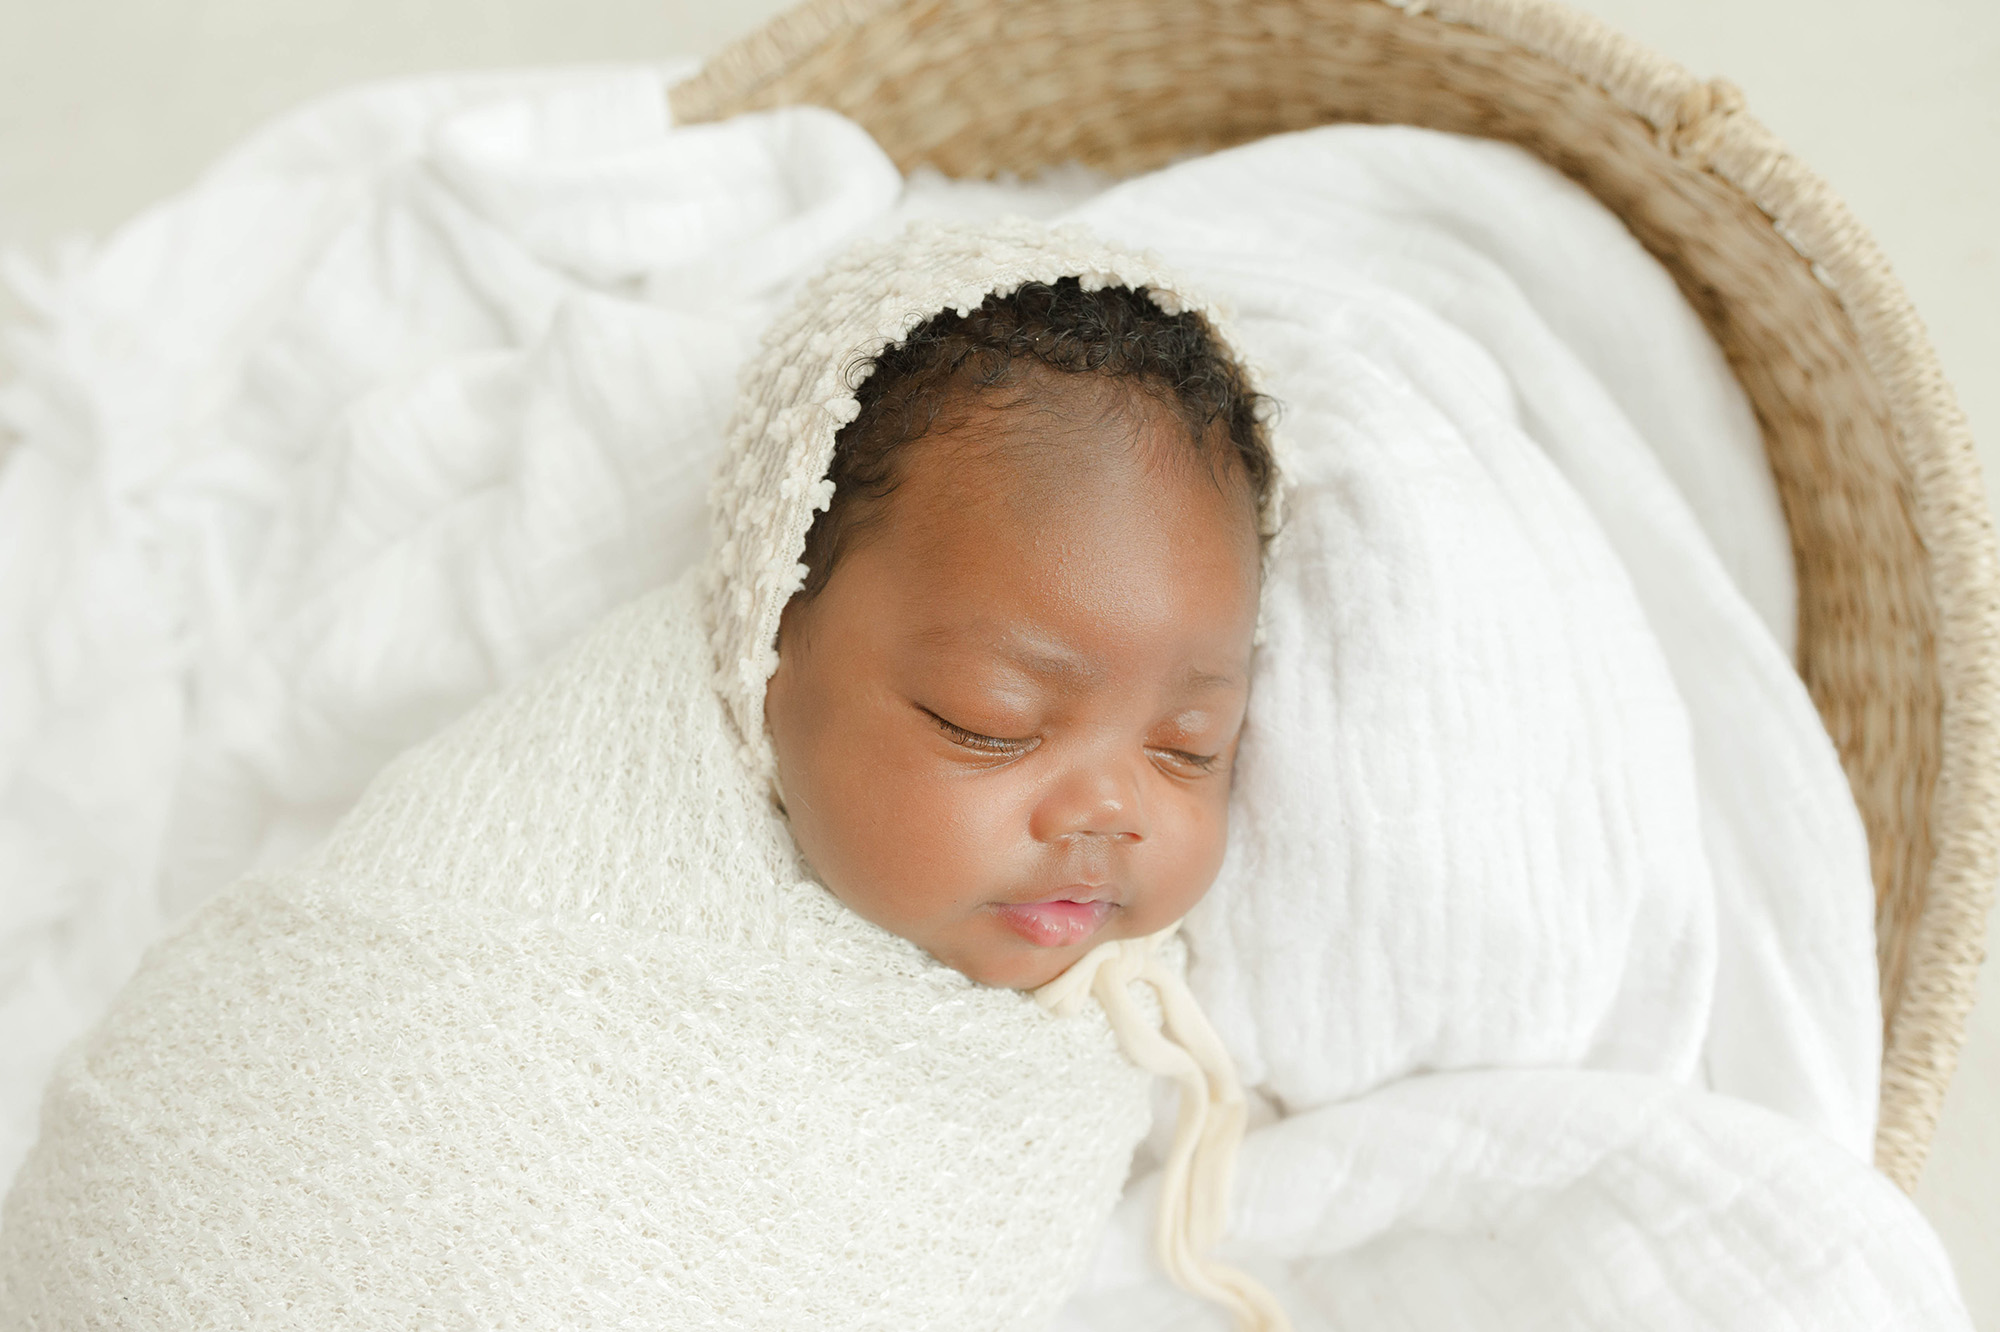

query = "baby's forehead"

[895,372,1251,520]
[863,398,1260,611]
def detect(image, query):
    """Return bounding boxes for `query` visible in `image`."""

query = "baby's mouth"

[991,892,1116,948]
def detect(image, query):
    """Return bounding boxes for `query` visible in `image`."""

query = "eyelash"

[923,708,1036,756]
[921,708,1220,772]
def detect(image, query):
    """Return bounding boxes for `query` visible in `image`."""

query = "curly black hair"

[794,277,1275,600]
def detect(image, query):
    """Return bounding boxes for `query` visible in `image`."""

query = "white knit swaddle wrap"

[0,578,1155,1328]
[0,219,1284,1329]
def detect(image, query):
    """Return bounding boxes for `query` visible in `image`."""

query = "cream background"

[0,0,1993,1320]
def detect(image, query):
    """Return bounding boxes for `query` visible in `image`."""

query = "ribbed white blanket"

[0,65,1972,1327]
[1053,128,1961,1330]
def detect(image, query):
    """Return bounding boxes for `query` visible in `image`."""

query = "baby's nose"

[1031,763,1147,843]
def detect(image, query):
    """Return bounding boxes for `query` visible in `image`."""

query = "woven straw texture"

[670,0,2000,1192]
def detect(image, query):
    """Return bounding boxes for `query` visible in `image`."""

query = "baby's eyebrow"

[917,623,1239,694]
[1181,667,1240,693]
[997,636,1102,689]
[996,641,1242,699]
[912,621,1098,686]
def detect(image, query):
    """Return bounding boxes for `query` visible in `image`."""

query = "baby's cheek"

[1146,788,1232,921]
[839,758,1013,929]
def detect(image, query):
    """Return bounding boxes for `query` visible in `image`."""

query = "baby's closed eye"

[920,706,1040,758]
[1149,746,1223,776]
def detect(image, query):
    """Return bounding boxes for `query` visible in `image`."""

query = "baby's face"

[764,374,1262,989]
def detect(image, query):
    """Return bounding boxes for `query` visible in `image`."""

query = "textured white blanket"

[0,64,1971,1326]
[1050,130,1953,1330]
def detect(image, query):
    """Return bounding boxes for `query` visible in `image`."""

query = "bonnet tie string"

[1036,928,1292,1332]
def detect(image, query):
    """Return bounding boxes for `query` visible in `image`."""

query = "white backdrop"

[2,0,1994,1319]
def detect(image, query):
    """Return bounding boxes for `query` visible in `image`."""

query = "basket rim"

[673,0,2000,1192]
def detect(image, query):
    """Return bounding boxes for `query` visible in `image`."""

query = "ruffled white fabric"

[1062,126,1882,1156]
[1049,124,1938,1332]
[0,71,919,1191]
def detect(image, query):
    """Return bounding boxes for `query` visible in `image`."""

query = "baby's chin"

[937,915,1120,991]
[952,947,1084,992]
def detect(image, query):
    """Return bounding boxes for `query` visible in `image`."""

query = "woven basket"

[671,0,1999,1191]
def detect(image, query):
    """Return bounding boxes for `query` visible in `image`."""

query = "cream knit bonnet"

[702,217,1292,1331]
[703,216,1284,787]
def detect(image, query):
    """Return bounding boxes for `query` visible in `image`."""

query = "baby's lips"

[992,899,1115,948]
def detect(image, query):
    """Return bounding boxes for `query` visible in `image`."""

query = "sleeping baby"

[0,220,1290,1329]
[764,259,1270,992]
